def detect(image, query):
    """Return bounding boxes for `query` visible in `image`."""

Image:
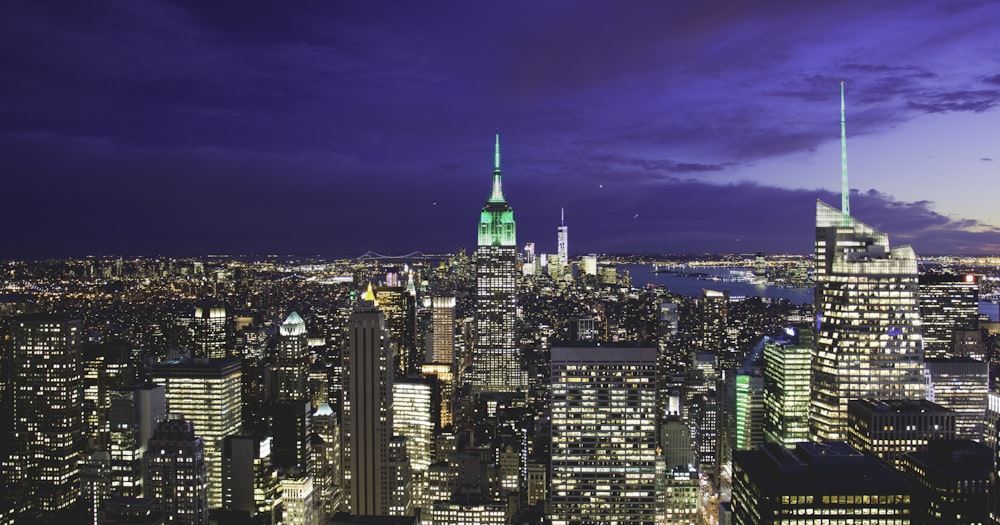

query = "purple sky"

[2,1,1000,259]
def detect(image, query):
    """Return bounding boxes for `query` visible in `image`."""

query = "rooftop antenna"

[841,81,850,221]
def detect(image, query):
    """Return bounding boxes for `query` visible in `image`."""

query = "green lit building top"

[478,133,516,247]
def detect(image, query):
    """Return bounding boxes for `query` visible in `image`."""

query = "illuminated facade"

[342,291,396,516]
[8,314,84,515]
[732,442,913,525]
[193,304,227,359]
[924,358,988,440]
[144,418,208,525]
[280,476,316,525]
[82,342,135,450]
[275,311,309,402]
[430,296,456,365]
[375,285,417,376]
[733,339,765,452]
[557,207,568,266]
[473,133,521,394]
[221,435,279,523]
[151,358,242,510]
[108,383,166,498]
[811,200,926,441]
[550,346,657,525]
[845,398,955,470]
[918,273,979,359]
[425,501,507,525]
[763,328,812,447]
[657,464,699,525]
[392,379,435,474]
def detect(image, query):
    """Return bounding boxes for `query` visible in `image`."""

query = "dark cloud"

[907,90,999,114]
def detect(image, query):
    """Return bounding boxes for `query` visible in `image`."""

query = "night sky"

[3,1,1000,260]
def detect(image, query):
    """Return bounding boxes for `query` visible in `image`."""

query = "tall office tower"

[280,476,316,525]
[151,358,242,510]
[144,418,208,525]
[221,436,279,523]
[276,312,309,402]
[901,439,991,524]
[312,403,342,517]
[430,297,456,365]
[732,340,765,452]
[763,328,812,448]
[109,383,166,498]
[846,398,955,470]
[732,442,913,525]
[550,346,657,525]
[924,358,988,440]
[657,465,699,525]
[557,207,568,266]
[662,418,696,469]
[811,85,925,441]
[580,254,597,276]
[82,342,136,450]
[193,304,227,359]
[8,314,84,515]
[342,289,397,516]
[699,289,728,354]
[473,133,521,394]
[375,286,417,376]
[919,273,979,358]
[392,379,435,474]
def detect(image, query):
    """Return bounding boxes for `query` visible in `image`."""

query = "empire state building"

[472,133,522,394]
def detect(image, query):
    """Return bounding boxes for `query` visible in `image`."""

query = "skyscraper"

[473,133,521,394]
[275,311,309,403]
[342,286,397,516]
[272,312,313,476]
[108,383,166,498]
[557,207,568,266]
[144,418,208,525]
[375,285,416,376]
[762,328,812,448]
[550,346,657,525]
[151,358,242,510]
[810,84,925,440]
[7,314,84,516]
[918,273,979,359]
[193,304,227,359]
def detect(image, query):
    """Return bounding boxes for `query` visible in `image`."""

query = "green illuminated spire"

[489,132,505,203]
[841,81,850,220]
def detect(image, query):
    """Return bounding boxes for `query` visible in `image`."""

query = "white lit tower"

[810,82,925,441]
[473,133,521,394]
[557,207,568,266]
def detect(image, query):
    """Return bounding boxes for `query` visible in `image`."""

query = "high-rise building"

[845,398,955,470]
[221,436,279,523]
[473,133,521,394]
[762,328,812,448]
[557,207,568,266]
[193,304,227,359]
[342,287,397,516]
[699,289,728,355]
[430,297,456,366]
[731,442,914,525]
[657,464,699,525]
[151,358,242,510]
[375,286,416,376]
[392,379,435,475]
[918,273,979,359]
[901,439,991,524]
[144,418,208,525]
[312,403,343,517]
[280,476,316,525]
[924,358,988,440]
[275,312,309,403]
[550,346,657,525]
[732,343,765,453]
[109,383,166,498]
[8,314,84,515]
[82,342,136,450]
[810,85,925,441]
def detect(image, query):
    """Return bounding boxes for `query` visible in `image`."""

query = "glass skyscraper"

[810,200,925,441]
[473,134,521,394]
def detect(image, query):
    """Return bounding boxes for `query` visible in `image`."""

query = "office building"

[275,311,309,403]
[280,475,316,525]
[221,435,279,522]
[657,464,699,525]
[424,501,507,525]
[732,441,914,525]
[144,418,208,525]
[811,85,926,441]
[109,383,166,498]
[151,358,242,510]
[193,304,227,359]
[8,314,84,515]
[82,341,136,450]
[312,402,343,517]
[846,398,955,470]
[550,346,657,525]
[375,286,416,376]
[732,339,766,452]
[97,496,166,525]
[924,357,988,440]
[557,207,568,266]
[392,379,435,474]
[918,273,978,359]
[901,439,990,524]
[762,328,812,447]
[473,133,521,394]
[342,287,397,516]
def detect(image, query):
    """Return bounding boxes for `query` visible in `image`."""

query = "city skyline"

[3,2,1000,259]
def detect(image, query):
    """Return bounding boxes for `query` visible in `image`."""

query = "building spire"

[489,131,505,203]
[561,207,565,226]
[841,81,850,220]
